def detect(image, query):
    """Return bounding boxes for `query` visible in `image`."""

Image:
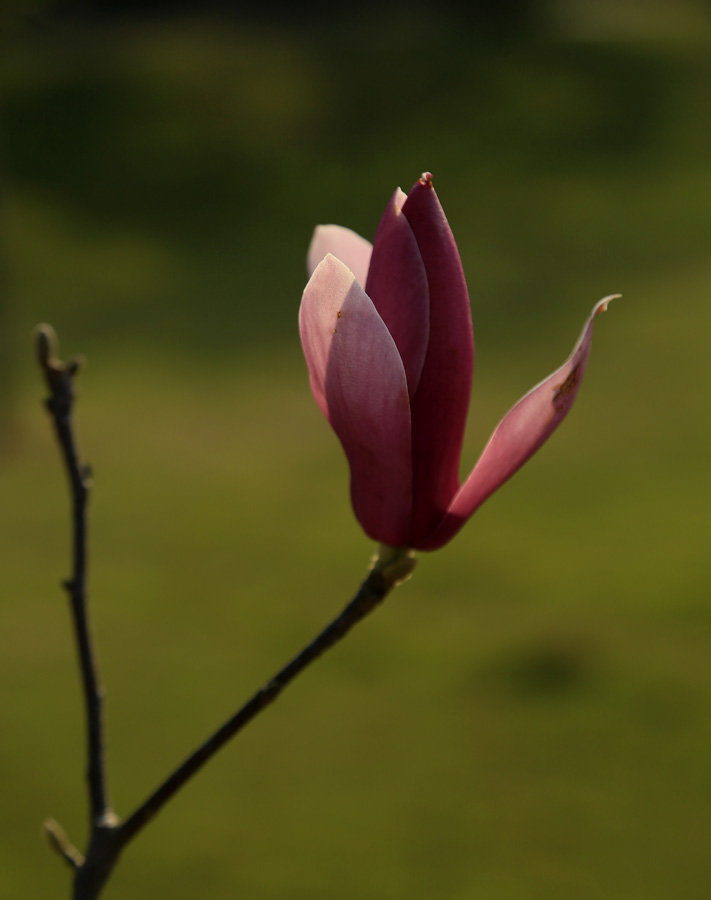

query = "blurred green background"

[1,1,710,897]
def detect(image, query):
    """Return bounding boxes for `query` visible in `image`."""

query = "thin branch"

[116,546,415,849]
[35,325,111,826]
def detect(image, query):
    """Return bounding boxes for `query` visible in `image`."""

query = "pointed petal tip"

[416,295,615,551]
[306,251,341,282]
[391,187,408,214]
[306,225,372,284]
[419,171,434,187]
[595,293,622,315]
[314,252,356,280]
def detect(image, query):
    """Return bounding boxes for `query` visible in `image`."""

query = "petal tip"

[419,171,434,187]
[319,252,352,276]
[595,293,622,315]
[392,187,408,215]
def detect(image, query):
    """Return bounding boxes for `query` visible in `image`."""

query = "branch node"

[96,810,120,829]
[370,545,417,589]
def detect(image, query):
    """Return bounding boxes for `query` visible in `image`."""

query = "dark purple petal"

[402,173,474,545]
[299,255,413,546]
[365,188,430,397]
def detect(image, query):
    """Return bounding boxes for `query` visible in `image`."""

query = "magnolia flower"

[300,173,615,551]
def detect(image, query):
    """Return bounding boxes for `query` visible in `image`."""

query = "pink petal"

[401,173,474,544]
[307,225,373,286]
[299,254,413,547]
[365,188,430,397]
[418,296,618,551]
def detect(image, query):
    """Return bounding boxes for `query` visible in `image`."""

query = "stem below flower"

[116,545,416,848]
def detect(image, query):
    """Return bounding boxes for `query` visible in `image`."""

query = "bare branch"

[36,325,111,829]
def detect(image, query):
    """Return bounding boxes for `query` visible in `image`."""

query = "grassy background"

[1,2,710,897]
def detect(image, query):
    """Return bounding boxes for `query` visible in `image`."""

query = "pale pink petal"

[401,174,474,545]
[307,225,373,286]
[299,254,413,546]
[418,296,618,551]
[365,188,429,397]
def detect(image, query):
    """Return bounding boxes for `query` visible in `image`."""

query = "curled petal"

[299,255,413,546]
[402,173,474,544]
[307,225,373,286]
[366,188,429,397]
[419,296,618,551]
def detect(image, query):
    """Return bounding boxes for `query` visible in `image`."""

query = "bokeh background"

[2,1,710,897]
